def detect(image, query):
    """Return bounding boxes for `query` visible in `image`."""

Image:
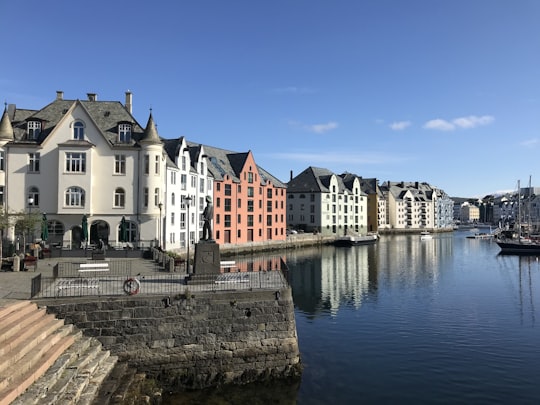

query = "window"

[200,178,205,193]
[154,155,160,174]
[0,186,3,205]
[65,187,85,207]
[181,174,187,190]
[181,155,186,171]
[0,151,4,171]
[225,215,231,227]
[73,121,85,140]
[65,152,86,173]
[267,201,272,212]
[171,212,175,225]
[171,171,176,185]
[118,124,131,143]
[267,189,273,198]
[27,121,41,139]
[247,200,254,212]
[114,155,126,174]
[247,187,254,197]
[28,153,40,172]
[248,172,253,183]
[144,188,149,207]
[225,198,231,212]
[225,184,232,196]
[28,187,39,207]
[248,215,254,226]
[171,193,176,206]
[144,155,149,174]
[154,188,160,206]
[114,188,125,207]
[118,220,137,242]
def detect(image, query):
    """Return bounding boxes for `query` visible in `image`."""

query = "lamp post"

[158,202,163,249]
[185,195,192,274]
[28,197,34,252]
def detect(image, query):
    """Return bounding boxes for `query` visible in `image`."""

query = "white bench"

[78,263,110,272]
[56,278,100,297]
[215,273,250,284]
[220,260,237,272]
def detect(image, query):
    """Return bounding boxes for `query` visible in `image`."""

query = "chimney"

[87,93,97,102]
[125,90,132,114]
[290,170,293,181]
[56,90,64,100]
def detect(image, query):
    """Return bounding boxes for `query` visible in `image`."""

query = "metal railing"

[32,269,289,299]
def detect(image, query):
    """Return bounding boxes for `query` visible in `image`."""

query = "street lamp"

[185,195,192,274]
[28,197,34,250]
[158,202,163,249]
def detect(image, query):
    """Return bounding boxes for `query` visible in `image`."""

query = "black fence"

[33,270,289,299]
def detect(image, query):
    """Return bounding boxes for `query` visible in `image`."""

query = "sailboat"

[496,178,540,254]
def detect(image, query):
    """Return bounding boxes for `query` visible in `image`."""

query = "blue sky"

[2,0,540,198]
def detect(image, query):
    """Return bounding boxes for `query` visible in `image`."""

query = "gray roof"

[287,166,345,193]
[160,140,285,187]
[8,98,145,147]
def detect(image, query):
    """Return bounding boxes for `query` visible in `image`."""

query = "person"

[202,196,214,241]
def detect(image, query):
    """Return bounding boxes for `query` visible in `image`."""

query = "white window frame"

[65,152,86,173]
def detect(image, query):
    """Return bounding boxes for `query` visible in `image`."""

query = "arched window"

[114,188,125,208]
[65,187,85,207]
[73,121,85,140]
[28,186,39,207]
[171,192,176,206]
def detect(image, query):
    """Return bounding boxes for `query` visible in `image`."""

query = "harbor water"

[164,229,540,404]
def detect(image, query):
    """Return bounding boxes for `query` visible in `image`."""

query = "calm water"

[165,230,540,404]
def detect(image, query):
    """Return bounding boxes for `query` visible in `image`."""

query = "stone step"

[0,300,33,321]
[0,331,75,405]
[0,312,64,374]
[77,354,118,405]
[91,361,133,405]
[0,304,48,346]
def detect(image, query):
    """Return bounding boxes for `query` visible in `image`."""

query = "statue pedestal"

[190,240,220,279]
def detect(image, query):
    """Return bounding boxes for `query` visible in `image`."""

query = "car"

[286,229,298,235]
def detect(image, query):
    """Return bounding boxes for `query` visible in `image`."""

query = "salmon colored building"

[197,144,287,245]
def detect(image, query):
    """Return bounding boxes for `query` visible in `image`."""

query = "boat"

[420,231,433,241]
[334,233,378,247]
[466,232,494,240]
[496,178,540,255]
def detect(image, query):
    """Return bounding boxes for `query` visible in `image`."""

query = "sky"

[1,0,540,198]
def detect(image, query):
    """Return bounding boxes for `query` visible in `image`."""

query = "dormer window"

[27,121,41,140]
[73,121,85,140]
[118,123,132,143]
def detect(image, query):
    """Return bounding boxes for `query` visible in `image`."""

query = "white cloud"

[269,151,410,165]
[452,115,494,128]
[309,122,338,134]
[423,115,494,131]
[389,121,411,130]
[520,138,539,147]
[423,119,455,131]
[271,86,316,94]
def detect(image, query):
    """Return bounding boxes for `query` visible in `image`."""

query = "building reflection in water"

[287,233,454,316]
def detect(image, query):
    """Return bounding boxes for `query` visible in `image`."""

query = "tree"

[14,210,42,254]
[0,208,11,257]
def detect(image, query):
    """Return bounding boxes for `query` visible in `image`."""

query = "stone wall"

[41,287,302,391]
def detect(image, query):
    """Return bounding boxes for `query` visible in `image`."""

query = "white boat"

[420,231,433,241]
[334,233,378,247]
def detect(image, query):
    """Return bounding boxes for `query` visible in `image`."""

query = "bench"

[78,263,109,272]
[220,260,237,273]
[215,273,250,284]
[56,278,100,297]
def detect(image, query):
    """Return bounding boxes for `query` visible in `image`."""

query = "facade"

[195,145,287,245]
[380,181,453,230]
[287,167,368,236]
[0,91,213,252]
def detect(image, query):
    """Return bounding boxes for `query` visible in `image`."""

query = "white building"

[0,91,212,253]
[287,167,368,236]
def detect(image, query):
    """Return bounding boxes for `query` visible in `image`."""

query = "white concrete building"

[0,91,212,253]
[287,167,368,236]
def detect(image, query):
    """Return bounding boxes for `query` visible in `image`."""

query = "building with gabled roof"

[191,144,287,245]
[287,167,368,236]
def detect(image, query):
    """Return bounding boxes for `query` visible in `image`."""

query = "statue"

[202,195,214,241]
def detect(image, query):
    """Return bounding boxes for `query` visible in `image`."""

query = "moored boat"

[334,233,378,247]
[420,231,433,241]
